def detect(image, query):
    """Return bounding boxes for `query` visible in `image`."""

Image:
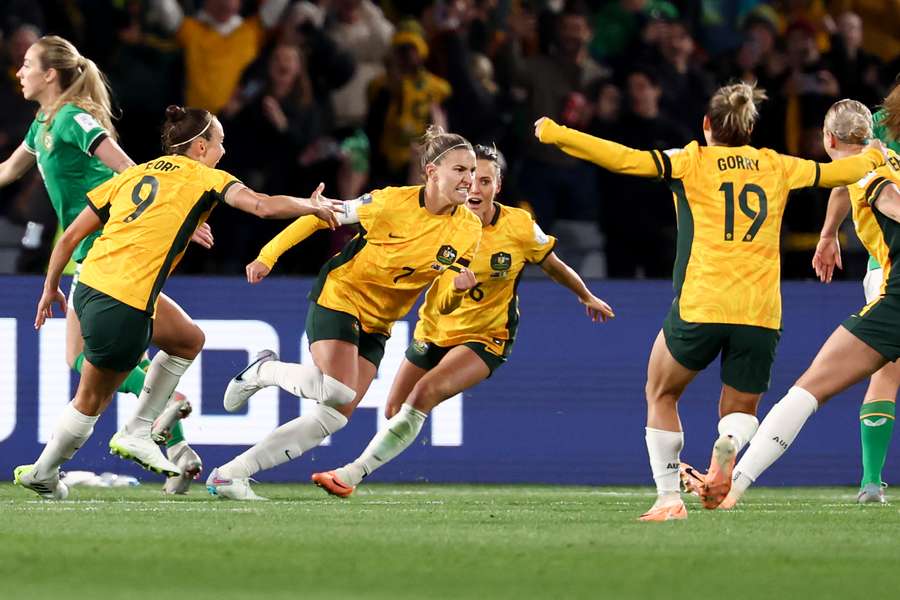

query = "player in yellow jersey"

[309,144,615,497]
[812,88,900,504]
[718,100,900,509]
[208,127,483,501]
[534,82,887,521]
[14,105,338,500]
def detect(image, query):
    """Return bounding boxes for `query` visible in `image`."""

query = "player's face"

[199,118,226,167]
[467,159,501,221]
[432,149,476,206]
[17,45,50,102]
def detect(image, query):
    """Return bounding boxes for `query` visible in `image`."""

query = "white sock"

[33,403,99,479]
[731,386,818,497]
[337,404,428,487]
[123,351,193,436]
[645,427,684,495]
[257,361,356,408]
[220,404,348,479]
[717,412,759,452]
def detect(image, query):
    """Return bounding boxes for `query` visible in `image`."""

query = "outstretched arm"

[93,137,136,173]
[812,187,851,283]
[540,252,614,322]
[534,117,659,178]
[35,207,102,329]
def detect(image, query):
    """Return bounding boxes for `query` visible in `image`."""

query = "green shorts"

[73,284,153,372]
[305,302,388,368]
[842,294,900,361]
[663,302,781,394]
[405,339,506,376]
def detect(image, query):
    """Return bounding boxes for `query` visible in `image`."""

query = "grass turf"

[1,483,899,600]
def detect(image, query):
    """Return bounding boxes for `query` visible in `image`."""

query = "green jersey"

[23,103,114,262]
[867,110,899,271]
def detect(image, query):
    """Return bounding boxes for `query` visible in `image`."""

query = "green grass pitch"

[2,483,899,600]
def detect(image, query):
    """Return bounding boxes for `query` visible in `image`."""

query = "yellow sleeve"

[537,118,660,178]
[522,218,556,264]
[86,172,123,223]
[434,234,480,315]
[256,215,328,269]
[779,147,884,189]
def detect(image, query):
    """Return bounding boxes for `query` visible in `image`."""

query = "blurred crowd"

[0,0,898,279]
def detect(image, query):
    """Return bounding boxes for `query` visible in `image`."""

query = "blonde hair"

[36,36,117,139]
[418,125,472,172]
[824,99,873,145]
[707,82,768,146]
[880,84,900,143]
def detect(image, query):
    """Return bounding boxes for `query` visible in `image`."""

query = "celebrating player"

[812,87,900,503]
[718,98,900,509]
[14,105,338,499]
[0,35,210,491]
[310,144,614,497]
[207,126,483,501]
[534,82,886,521]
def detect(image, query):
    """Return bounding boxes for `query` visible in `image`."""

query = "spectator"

[829,0,900,63]
[654,20,715,139]
[824,12,884,108]
[366,20,451,187]
[156,0,289,114]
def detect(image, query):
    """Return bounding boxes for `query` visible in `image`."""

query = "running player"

[534,82,886,521]
[0,36,208,491]
[207,126,482,501]
[718,99,900,509]
[310,144,614,497]
[812,87,900,503]
[14,105,339,499]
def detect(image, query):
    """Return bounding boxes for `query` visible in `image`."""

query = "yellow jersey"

[80,155,239,314]
[538,119,885,330]
[414,203,556,356]
[311,186,482,336]
[849,149,900,296]
[177,16,265,114]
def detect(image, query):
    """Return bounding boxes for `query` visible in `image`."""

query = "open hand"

[35,286,67,329]
[190,222,214,249]
[581,295,615,322]
[307,183,341,230]
[812,235,842,283]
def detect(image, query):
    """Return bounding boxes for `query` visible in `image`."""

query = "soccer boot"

[223,350,278,413]
[311,470,356,498]
[638,498,687,522]
[163,442,203,495]
[13,464,69,500]
[700,434,738,509]
[679,462,706,497]
[109,431,181,477]
[151,392,192,444]
[206,468,267,501]
[857,482,887,504]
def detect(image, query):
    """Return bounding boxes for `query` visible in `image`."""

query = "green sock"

[72,352,149,397]
[167,421,186,447]
[860,400,895,487]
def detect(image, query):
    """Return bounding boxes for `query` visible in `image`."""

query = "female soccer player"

[207,126,483,501]
[310,144,615,497]
[719,99,900,509]
[534,82,886,521]
[812,87,900,504]
[0,36,211,490]
[15,105,339,499]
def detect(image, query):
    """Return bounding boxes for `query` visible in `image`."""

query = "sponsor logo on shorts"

[411,339,429,354]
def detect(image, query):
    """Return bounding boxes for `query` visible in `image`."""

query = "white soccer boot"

[109,431,181,477]
[151,392,192,444]
[14,464,69,500]
[223,350,278,413]
[163,442,203,495]
[206,468,267,501]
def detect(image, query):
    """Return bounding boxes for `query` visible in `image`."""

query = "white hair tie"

[171,120,212,147]
[428,143,471,166]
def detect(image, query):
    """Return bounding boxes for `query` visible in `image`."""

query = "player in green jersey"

[812,86,900,503]
[0,36,204,492]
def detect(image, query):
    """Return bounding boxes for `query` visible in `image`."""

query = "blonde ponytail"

[824,99,873,145]
[880,84,900,143]
[35,36,117,139]
[707,82,768,146]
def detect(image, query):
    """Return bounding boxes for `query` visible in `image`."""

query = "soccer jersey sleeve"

[23,119,38,154]
[432,229,481,314]
[209,168,242,198]
[257,216,329,269]
[648,144,695,182]
[350,189,388,231]
[57,106,108,156]
[861,166,896,207]
[779,147,884,189]
[85,174,120,224]
[537,118,659,178]
[522,218,556,264]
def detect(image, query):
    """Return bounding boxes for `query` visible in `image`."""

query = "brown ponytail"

[418,125,473,173]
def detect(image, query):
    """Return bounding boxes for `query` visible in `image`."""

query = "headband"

[428,143,471,166]
[170,119,212,147]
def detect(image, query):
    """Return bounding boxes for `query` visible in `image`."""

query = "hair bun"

[165,105,187,122]
[729,89,750,107]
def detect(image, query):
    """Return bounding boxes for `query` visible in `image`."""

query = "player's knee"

[645,380,678,407]
[407,381,444,413]
[319,375,356,409]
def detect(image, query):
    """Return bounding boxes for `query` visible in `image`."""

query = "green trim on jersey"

[868,255,881,271]
[866,110,899,271]
[24,104,114,262]
[670,180,694,298]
